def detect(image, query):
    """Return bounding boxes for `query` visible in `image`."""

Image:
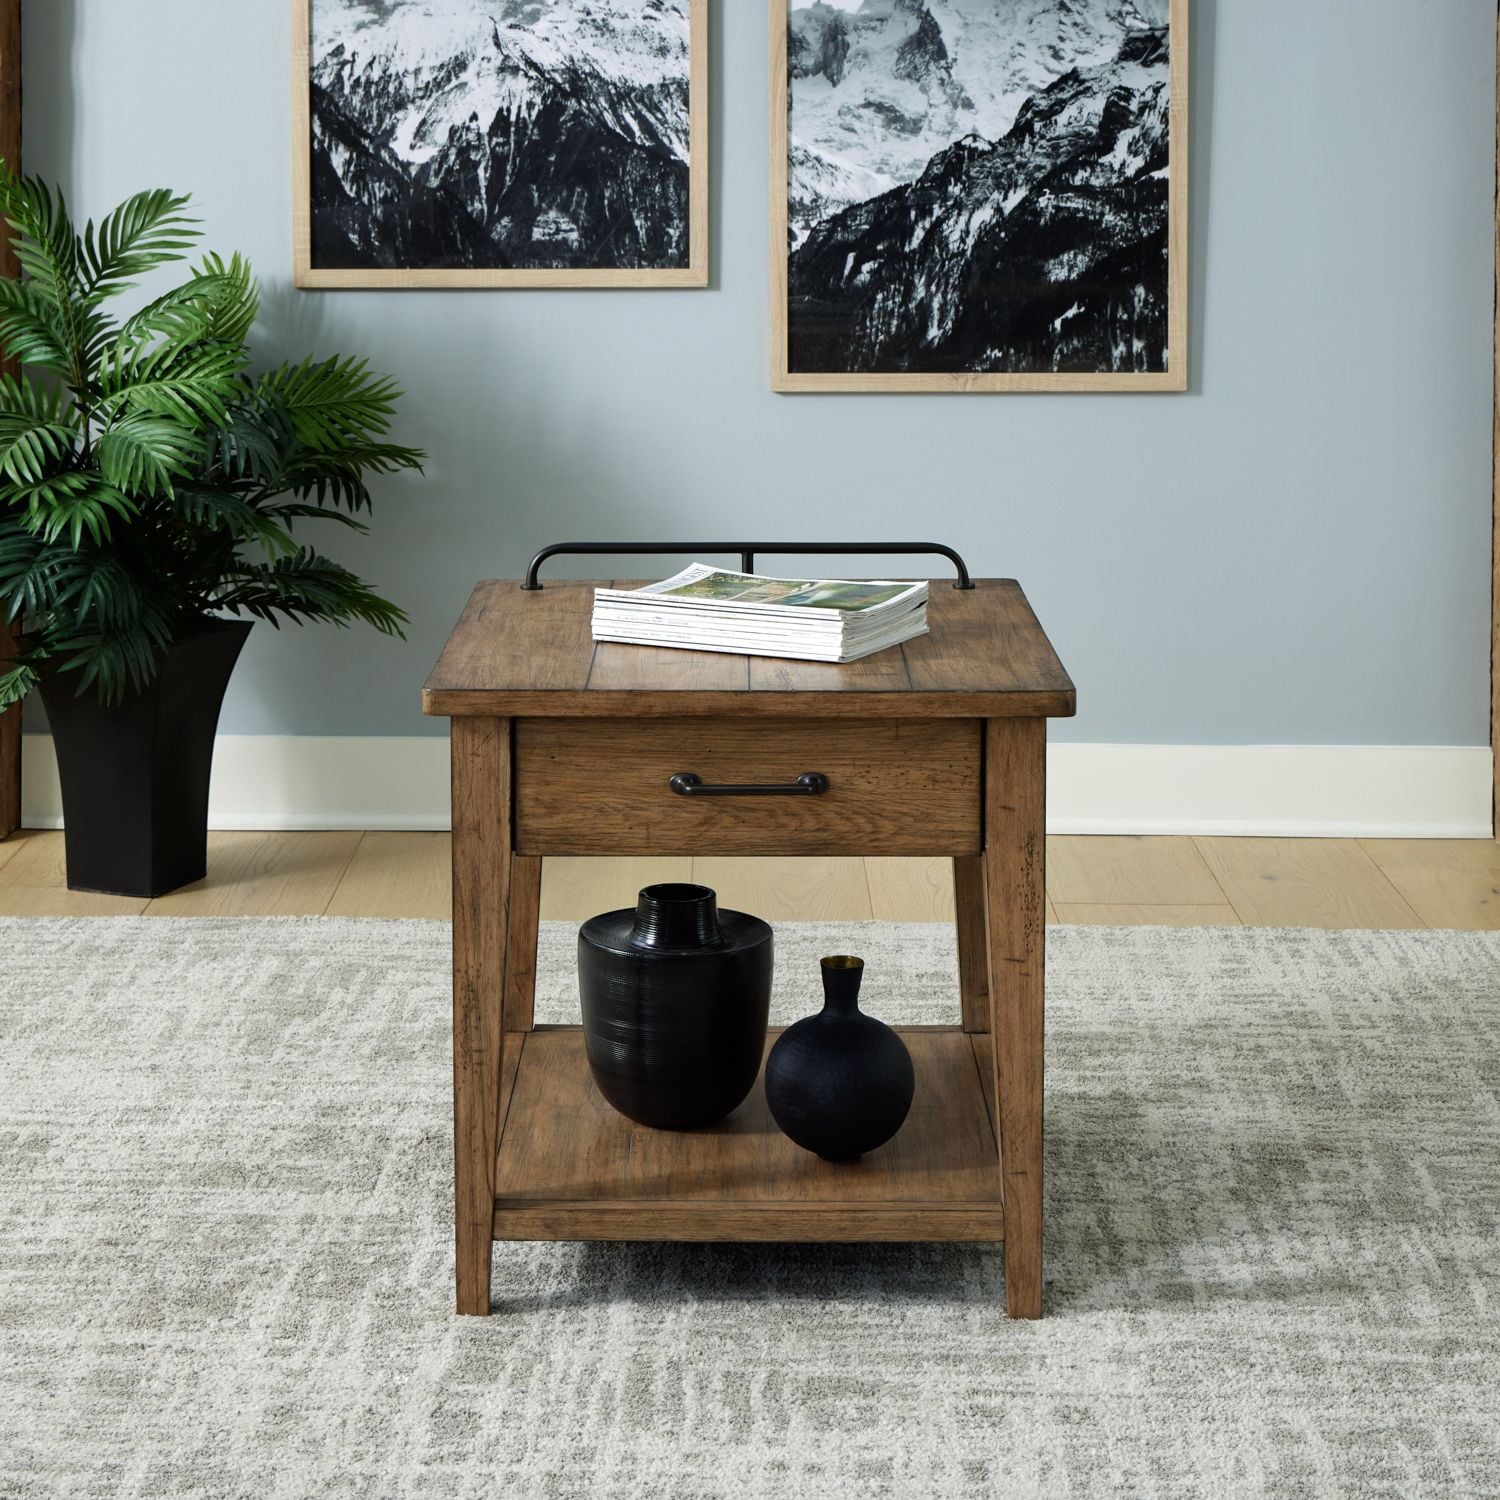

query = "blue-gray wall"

[20,0,1498,744]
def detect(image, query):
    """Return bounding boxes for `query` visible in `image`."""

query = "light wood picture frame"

[293,0,708,290]
[770,0,1189,393]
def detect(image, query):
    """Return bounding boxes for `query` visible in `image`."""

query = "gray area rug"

[2,918,1497,1499]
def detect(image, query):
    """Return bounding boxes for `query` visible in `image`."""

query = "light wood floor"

[2,830,1499,928]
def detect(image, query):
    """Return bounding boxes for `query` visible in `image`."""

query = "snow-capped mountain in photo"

[787,18,1172,375]
[788,0,1167,240]
[309,0,693,270]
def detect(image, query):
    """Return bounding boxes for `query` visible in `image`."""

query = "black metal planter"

[39,620,252,898]
[578,883,773,1130]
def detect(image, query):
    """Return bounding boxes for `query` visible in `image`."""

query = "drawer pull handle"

[669,771,830,799]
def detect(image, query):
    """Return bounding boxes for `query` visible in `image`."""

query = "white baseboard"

[22,734,452,832]
[20,734,1495,839]
[1045,743,1492,838]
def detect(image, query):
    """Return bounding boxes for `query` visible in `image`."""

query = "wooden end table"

[423,578,1075,1319]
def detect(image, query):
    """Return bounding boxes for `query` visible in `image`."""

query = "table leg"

[451,717,514,1316]
[983,717,1046,1319]
[953,855,990,1033]
[503,856,543,1032]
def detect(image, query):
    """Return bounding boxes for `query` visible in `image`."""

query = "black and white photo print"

[294,0,707,288]
[772,0,1187,391]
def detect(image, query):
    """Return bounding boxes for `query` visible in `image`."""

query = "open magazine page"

[594,564,926,617]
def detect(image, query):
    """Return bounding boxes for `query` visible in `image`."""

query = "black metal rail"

[521,542,974,590]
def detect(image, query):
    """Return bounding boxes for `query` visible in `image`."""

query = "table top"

[422,578,1075,719]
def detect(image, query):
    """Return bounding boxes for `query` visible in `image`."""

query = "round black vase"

[764,955,915,1161]
[578,884,773,1130]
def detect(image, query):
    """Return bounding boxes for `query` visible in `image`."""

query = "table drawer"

[514,718,981,856]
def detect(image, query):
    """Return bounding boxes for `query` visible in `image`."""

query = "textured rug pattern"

[2,918,1498,1498]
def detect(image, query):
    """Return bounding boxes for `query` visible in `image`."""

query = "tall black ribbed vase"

[578,884,773,1130]
[765,955,915,1160]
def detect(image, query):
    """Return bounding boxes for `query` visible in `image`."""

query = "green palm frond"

[172,484,300,557]
[215,548,407,635]
[116,253,259,355]
[95,335,248,428]
[8,553,179,705]
[94,413,200,497]
[296,437,426,478]
[8,470,90,528]
[79,187,197,299]
[0,375,79,484]
[286,440,423,513]
[49,616,177,703]
[70,554,166,629]
[0,660,38,704]
[15,472,136,547]
[116,283,221,352]
[282,461,375,513]
[0,167,91,388]
[0,277,72,375]
[71,303,122,389]
[259,500,368,534]
[0,527,89,621]
[256,356,405,451]
[194,252,259,346]
[0,169,82,311]
[206,407,290,487]
[0,417,77,485]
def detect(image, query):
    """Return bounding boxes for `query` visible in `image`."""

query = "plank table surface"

[423,578,1075,719]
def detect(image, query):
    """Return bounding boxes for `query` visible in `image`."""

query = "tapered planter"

[578,883,773,1130]
[765,955,915,1161]
[39,620,251,897]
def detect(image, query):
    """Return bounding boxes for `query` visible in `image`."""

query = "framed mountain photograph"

[293,0,708,288]
[771,0,1188,391]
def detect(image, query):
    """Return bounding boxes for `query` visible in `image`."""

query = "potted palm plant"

[0,167,423,896]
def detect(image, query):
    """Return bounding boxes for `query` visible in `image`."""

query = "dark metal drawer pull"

[669,771,830,798]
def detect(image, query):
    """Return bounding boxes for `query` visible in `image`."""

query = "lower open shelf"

[492,1026,1004,1243]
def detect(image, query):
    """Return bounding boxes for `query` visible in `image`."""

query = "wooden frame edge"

[771,370,1188,395]
[291,0,311,288]
[1492,4,1499,836]
[293,0,709,291]
[770,0,789,389]
[686,0,709,287]
[0,0,20,840]
[1167,0,1190,388]
[769,0,1190,394]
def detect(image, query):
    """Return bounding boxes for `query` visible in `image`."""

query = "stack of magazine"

[591,563,929,663]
